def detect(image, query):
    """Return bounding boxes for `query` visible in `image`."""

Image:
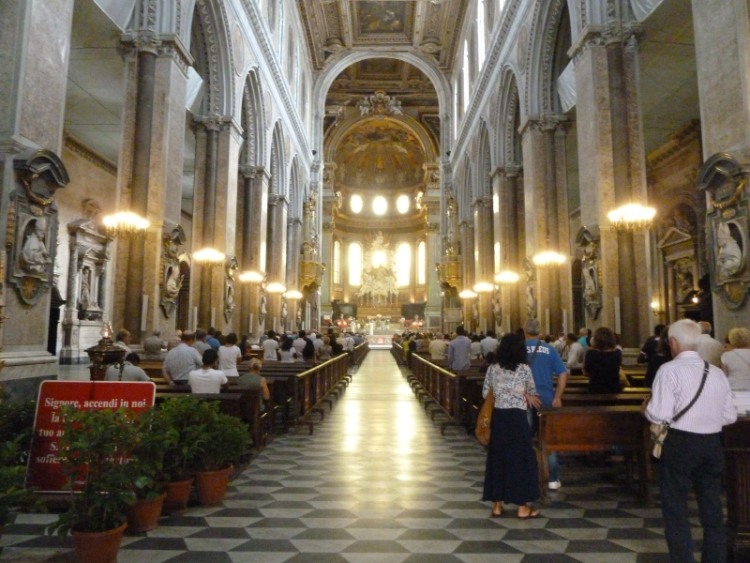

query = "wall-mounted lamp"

[650,300,664,317]
[495,270,520,284]
[472,281,494,293]
[458,289,477,299]
[239,270,265,283]
[102,211,149,238]
[193,247,226,267]
[266,281,287,294]
[446,150,451,157]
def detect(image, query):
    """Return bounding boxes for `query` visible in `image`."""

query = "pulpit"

[725,417,750,561]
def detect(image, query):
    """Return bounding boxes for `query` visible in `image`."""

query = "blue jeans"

[527,408,559,482]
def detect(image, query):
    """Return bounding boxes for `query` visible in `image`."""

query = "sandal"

[516,506,541,519]
[490,503,503,518]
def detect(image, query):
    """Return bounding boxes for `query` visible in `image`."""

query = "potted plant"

[0,395,44,544]
[193,403,251,505]
[123,408,170,532]
[153,397,210,511]
[49,406,140,563]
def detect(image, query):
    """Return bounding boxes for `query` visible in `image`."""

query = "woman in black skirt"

[482,331,542,518]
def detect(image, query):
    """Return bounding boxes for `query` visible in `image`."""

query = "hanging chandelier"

[607,203,656,232]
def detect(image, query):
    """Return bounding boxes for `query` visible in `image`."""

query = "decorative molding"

[63,134,118,176]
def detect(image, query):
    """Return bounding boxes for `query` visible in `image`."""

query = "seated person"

[105,352,150,382]
[565,333,585,372]
[188,349,228,394]
[237,358,271,411]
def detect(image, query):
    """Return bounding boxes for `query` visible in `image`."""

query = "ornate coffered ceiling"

[297,0,469,71]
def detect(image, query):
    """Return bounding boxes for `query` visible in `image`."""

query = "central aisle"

[218,349,494,560]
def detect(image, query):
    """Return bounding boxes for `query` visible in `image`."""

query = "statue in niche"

[524,258,537,319]
[281,299,288,321]
[224,256,238,324]
[577,227,602,320]
[20,217,51,275]
[259,291,267,324]
[160,224,186,318]
[493,298,502,327]
[675,258,695,303]
[717,221,744,280]
[79,267,92,310]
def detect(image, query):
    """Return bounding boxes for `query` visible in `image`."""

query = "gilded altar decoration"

[357,232,398,305]
[698,153,750,309]
[160,223,186,318]
[9,150,68,306]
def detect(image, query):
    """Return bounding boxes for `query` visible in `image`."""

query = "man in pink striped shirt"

[645,319,737,562]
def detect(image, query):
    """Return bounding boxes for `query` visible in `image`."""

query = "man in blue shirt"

[447,325,472,372]
[524,318,568,490]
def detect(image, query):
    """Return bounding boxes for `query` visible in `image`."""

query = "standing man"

[447,326,472,372]
[480,330,499,357]
[524,318,568,490]
[645,319,737,562]
[163,330,203,386]
[696,320,724,368]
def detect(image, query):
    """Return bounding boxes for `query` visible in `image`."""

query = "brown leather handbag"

[475,392,494,446]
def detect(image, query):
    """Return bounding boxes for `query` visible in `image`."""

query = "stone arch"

[458,157,473,223]
[288,155,305,220]
[524,0,570,117]
[312,51,452,150]
[476,122,492,199]
[190,0,235,116]
[269,121,286,197]
[240,68,266,167]
[496,66,522,166]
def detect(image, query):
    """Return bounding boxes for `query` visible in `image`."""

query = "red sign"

[26,381,155,492]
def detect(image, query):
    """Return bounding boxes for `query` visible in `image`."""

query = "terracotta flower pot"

[194,466,232,505]
[72,521,127,563]
[125,493,165,533]
[163,478,194,513]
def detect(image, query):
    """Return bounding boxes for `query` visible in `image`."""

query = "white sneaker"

[548,480,562,490]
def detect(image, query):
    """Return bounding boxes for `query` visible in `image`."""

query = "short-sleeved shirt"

[188,368,227,394]
[218,345,242,377]
[525,339,566,407]
[163,343,203,383]
[482,363,537,410]
[262,338,279,361]
[104,361,150,382]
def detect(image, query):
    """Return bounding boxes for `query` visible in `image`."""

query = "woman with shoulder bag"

[481,332,543,519]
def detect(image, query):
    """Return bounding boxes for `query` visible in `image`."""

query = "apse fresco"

[358,1,406,34]
[335,122,425,190]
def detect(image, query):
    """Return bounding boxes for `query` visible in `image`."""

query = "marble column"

[266,193,289,326]
[115,33,191,342]
[191,116,241,331]
[238,165,269,335]
[459,220,475,330]
[0,1,74,392]
[286,217,303,327]
[691,0,750,338]
[521,116,570,335]
[572,30,650,346]
[473,196,494,332]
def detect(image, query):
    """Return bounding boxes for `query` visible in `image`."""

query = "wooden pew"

[537,406,650,500]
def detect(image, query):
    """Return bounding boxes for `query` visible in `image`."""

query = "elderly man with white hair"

[645,318,736,562]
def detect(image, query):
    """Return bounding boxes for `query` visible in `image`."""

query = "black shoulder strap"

[118,361,126,382]
[672,361,709,423]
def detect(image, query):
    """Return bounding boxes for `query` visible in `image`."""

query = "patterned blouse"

[482,363,538,410]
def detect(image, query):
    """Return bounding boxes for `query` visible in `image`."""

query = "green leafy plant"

[196,410,251,472]
[0,392,43,526]
[153,398,213,481]
[49,407,141,535]
[128,408,172,500]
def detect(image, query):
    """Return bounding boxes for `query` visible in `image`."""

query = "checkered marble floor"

[2,350,709,562]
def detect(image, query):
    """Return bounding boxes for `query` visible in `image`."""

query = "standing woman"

[218,332,242,380]
[482,332,542,519]
[583,326,622,393]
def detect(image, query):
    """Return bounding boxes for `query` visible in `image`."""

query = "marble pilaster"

[459,220,475,330]
[473,196,494,332]
[266,193,289,328]
[114,32,192,342]
[571,28,650,346]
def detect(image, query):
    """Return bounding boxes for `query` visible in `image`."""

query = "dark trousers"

[660,428,726,563]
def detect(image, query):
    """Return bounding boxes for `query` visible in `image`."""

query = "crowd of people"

[396,318,744,559]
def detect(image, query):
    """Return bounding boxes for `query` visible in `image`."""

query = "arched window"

[348,242,363,286]
[417,241,426,285]
[477,0,486,71]
[333,240,341,284]
[396,243,411,287]
[462,40,470,112]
